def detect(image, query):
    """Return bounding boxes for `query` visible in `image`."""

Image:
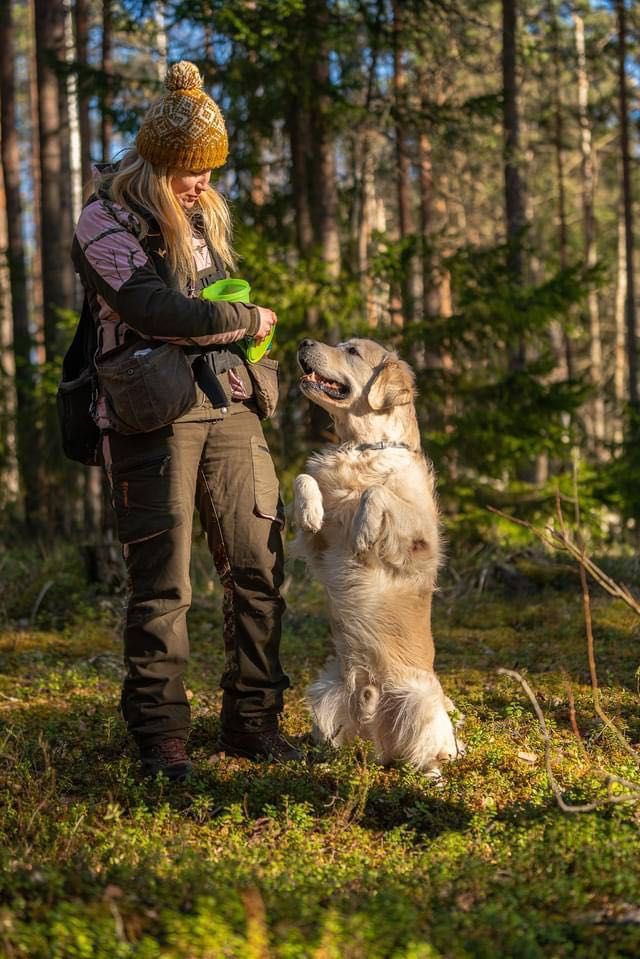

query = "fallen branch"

[487,505,640,617]
[498,668,640,812]
[489,499,639,760]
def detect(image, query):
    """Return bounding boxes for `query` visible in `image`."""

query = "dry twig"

[498,668,640,813]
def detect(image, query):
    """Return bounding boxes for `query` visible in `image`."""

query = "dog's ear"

[367,359,415,411]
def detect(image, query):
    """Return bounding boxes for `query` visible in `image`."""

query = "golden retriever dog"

[293,337,461,774]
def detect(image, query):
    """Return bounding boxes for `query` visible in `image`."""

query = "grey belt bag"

[96,340,196,435]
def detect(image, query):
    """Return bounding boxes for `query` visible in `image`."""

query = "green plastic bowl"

[201,278,251,302]
[201,277,274,362]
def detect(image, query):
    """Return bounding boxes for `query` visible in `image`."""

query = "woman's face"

[170,169,212,209]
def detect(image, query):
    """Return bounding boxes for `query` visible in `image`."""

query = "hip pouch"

[245,355,279,419]
[96,340,196,434]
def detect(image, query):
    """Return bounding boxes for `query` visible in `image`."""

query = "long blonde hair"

[92,149,237,286]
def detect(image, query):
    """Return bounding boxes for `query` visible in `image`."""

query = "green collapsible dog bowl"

[201,278,274,362]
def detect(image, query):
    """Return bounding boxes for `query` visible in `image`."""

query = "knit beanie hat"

[136,61,228,171]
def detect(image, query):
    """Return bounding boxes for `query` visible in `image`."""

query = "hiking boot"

[216,728,302,762]
[139,738,192,781]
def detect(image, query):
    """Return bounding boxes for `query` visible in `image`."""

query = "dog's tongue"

[302,371,341,390]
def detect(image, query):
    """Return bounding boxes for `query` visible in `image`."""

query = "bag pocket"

[96,341,197,435]
[245,356,279,419]
[56,367,101,465]
[250,435,283,524]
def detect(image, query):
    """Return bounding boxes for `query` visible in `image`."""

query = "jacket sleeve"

[72,199,260,344]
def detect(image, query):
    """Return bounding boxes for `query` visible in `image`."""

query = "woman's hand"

[254,306,277,341]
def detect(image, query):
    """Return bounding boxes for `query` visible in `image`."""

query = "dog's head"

[297,338,419,446]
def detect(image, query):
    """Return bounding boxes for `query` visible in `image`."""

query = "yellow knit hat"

[136,61,228,170]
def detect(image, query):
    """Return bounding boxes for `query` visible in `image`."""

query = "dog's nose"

[299,339,315,350]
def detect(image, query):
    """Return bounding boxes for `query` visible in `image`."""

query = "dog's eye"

[347,346,360,358]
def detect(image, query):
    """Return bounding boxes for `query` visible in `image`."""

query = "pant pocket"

[110,451,181,544]
[250,435,283,524]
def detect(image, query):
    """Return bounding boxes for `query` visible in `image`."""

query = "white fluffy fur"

[294,337,462,773]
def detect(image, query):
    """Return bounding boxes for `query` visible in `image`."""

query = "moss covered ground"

[0,541,639,958]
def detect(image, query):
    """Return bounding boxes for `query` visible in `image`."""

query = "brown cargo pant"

[103,406,289,746]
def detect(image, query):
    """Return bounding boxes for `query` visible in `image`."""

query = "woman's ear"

[367,359,415,411]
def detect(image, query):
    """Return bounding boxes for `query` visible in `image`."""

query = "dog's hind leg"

[307,659,357,746]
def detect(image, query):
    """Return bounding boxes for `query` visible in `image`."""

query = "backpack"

[56,295,101,465]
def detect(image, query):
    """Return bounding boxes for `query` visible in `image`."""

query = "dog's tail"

[358,684,380,723]
[380,673,460,770]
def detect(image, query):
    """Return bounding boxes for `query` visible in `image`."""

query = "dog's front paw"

[294,474,324,533]
[351,488,383,556]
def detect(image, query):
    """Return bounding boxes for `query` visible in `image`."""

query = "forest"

[1,1,640,957]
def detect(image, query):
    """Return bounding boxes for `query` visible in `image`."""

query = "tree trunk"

[0,0,39,519]
[74,0,92,190]
[28,0,45,368]
[574,13,605,453]
[615,0,638,414]
[548,0,574,381]
[34,0,75,360]
[614,208,627,445]
[0,160,19,506]
[287,98,314,258]
[101,0,113,162]
[501,0,526,369]
[308,0,341,280]
[392,0,413,324]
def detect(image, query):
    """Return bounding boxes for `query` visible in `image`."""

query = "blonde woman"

[72,61,298,779]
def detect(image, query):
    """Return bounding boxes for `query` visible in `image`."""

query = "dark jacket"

[72,194,259,427]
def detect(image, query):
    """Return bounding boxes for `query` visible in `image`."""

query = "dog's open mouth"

[300,366,350,401]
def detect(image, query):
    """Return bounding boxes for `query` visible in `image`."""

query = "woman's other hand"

[254,306,277,341]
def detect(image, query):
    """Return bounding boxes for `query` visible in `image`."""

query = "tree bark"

[575,13,605,453]
[101,0,113,162]
[34,0,75,360]
[308,0,341,280]
[74,0,92,190]
[548,0,574,381]
[502,0,526,369]
[0,0,39,519]
[615,0,638,413]
[614,208,627,445]
[392,0,413,324]
[287,98,314,258]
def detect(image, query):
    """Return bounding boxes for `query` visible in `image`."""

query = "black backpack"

[56,295,101,465]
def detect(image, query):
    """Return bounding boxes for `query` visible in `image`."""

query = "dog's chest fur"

[306,445,438,557]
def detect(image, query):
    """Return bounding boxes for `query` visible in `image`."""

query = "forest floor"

[1,541,640,958]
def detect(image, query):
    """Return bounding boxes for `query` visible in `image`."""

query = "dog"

[293,337,460,774]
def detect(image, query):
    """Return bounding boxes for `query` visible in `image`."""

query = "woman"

[72,61,298,779]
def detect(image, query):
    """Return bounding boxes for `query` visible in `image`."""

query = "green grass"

[1,543,640,957]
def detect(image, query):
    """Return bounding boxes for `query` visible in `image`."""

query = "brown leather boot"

[216,728,302,762]
[139,738,192,781]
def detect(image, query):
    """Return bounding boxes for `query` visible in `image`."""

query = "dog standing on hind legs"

[293,337,462,774]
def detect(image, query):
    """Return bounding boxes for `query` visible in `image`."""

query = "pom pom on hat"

[136,60,228,171]
[164,60,204,92]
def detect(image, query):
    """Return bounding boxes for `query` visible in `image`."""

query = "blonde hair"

[92,149,236,286]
